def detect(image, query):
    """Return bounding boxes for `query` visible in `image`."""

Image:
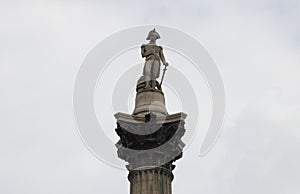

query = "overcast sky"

[1,0,300,194]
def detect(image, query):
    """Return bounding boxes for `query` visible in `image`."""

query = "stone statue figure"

[140,29,168,89]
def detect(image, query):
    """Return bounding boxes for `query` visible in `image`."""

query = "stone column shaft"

[128,168,173,194]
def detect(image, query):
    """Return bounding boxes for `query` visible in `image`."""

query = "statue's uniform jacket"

[141,44,166,80]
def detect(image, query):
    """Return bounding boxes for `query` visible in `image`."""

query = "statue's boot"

[144,81,151,89]
[151,80,157,89]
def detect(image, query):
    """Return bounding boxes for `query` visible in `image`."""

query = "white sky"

[0,0,300,193]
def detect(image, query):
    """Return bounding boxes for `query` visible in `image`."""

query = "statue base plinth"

[132,88,168,117]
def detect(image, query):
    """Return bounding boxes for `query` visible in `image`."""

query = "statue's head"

[146,28,161,41]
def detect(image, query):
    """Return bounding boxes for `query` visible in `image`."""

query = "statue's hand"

[164,62,169,66]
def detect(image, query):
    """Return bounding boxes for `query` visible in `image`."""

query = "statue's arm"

[159,47,167,65]
[141,45,146,58]
[141,45,153,58]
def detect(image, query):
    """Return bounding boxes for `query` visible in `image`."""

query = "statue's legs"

[152,60,161,78]
[143,60,160,89]
[151,60,161,88]
[143,60,154,88]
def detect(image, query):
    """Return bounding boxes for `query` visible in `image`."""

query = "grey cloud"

[0,0,300,193]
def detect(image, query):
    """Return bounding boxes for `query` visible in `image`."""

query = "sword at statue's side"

[159,62,169,89]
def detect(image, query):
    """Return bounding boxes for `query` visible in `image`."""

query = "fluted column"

[128,168,173,194]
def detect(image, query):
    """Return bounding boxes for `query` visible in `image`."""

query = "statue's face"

[149,34,158,41]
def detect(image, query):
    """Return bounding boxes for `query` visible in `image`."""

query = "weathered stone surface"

[114,29,186,194]
[115,112,186,194]
[132,89,168,117]
[128,168,173,194]
[115,112,186,170]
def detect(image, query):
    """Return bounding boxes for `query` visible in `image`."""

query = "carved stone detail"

[115,115,185,171]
